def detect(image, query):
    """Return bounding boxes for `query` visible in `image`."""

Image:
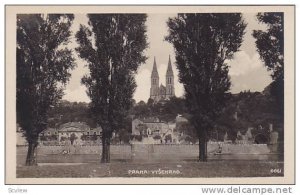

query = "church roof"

[151,57,159,78]
[159,83,166,89]
[166,55,174,76]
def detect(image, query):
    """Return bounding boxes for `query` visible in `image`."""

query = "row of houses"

[16,115,190,145]
[41,122,102,141]
[17,122,103,145]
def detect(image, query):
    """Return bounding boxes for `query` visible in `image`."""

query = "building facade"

[150,56,175,102]
[132,117,169,136]
[131,117,181,144]
[39,122,102,145]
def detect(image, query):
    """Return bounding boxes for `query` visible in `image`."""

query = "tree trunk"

[107,141,110,162]
[25,141,38,166]
[198,136,207,162]
[101,132,110,163]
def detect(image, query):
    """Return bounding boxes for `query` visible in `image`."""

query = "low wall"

[130,143,271,161]
[131,144,199,161]
[219,143,270,154]
[17,143,271,162]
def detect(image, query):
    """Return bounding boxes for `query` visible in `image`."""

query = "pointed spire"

[151,57,159,78]
[166,55,174,76]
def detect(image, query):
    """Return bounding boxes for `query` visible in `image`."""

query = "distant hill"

[47,100,96,128]
[215,89,282,141]
[48,87,283,142]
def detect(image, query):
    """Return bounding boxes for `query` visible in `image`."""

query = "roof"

[166,55,174,76]
[58,122,90,132]
[132,118,143,123]
[176,115,188,123]
[135,117,163,123]
[151,57,159,78]
[43,128,57,132]
[92,127,103,132]
[159,84,166,90]
[42,123,102,133]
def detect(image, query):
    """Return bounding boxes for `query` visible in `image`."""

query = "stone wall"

[17,143,272,162]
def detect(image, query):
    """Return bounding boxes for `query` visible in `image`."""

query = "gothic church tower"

[165,55,175,99]
[150,57,160,101]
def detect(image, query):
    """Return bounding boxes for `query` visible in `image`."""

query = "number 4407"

[270,169,282,173]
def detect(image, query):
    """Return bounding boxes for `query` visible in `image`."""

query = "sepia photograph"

[5,5,295,184]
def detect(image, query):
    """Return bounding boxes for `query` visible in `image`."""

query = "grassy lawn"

[17,159,283,178]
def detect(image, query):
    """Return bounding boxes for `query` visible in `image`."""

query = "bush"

[132,135,142,142]
[60,136,67,142]
[165,134,172,143]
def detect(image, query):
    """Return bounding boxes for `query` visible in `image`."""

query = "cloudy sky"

[62,13,272,103]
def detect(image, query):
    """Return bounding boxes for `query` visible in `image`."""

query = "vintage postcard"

[5,5,295,184]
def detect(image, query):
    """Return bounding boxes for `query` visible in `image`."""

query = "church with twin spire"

[150,55,175,102]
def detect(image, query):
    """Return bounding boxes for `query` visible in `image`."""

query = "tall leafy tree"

[76,14,148,163]
[252,13,284,118]
[17,14,75,165]
[166,13,246,161]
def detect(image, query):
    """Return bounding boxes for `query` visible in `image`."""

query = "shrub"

[153,135,161,140]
